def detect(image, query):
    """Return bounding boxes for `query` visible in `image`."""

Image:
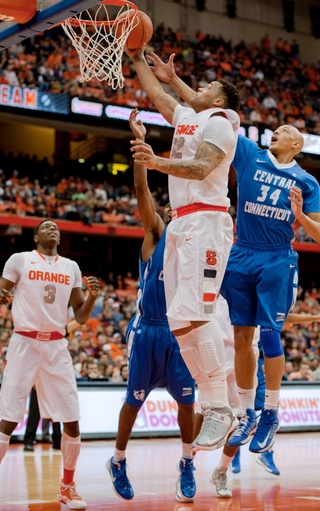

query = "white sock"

[0,432,10,464]
[61,432,81,471]
[181,442,193,459]
[114,449,126,462]
[198,380,229,409]
[237,387,255,412]
[264,389,280,410]
[217,452,233,470]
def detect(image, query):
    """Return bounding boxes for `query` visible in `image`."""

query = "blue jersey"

[137,230,167,320]
[233,136,320,246]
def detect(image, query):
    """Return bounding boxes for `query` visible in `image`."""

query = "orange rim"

[64,0,138,27]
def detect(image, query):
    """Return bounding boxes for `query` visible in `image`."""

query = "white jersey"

[169,105,240,209]
[3,250,82,334]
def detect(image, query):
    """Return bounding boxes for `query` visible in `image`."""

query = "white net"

[61,2,138,89]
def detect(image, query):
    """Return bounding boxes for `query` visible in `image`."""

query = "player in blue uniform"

[221,127,320,453]
[106,109,196,503]
[143,52,320,454]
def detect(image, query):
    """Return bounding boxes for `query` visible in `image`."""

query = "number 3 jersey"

[2,250,82,334]
[233,135,320,246]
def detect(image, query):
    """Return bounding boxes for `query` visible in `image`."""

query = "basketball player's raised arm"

[130,109,164,260]
[126,49,178,125]
[146,52,195,106]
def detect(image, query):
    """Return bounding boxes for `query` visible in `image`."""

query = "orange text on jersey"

[29,270,70,285]
[176,124,199,135]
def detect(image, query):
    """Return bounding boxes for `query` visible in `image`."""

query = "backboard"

[0,0,101,50]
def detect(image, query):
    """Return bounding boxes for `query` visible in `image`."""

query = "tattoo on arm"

[158,141,226,179]
[196,141,225,158]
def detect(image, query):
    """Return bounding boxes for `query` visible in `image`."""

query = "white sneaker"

[210,467,232,498]
[191,405,238,452]
[57,480,87,509]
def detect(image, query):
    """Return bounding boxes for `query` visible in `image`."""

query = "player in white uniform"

[127,48,240,451]
[0,219,100,510]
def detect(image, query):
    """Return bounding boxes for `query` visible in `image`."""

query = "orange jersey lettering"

[29,270,70,285]
[176,124,198,135]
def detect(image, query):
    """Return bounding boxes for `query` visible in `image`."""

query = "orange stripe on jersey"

[203,293,216,302]
[35,250,59,263]
[29,270,70,285]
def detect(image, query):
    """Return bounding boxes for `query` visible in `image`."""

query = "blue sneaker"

[249,409,279,453]
[228,409,257,447]
[257,450,280,476]
[174,458,196,502]
[106,456,134,500]
[231,449,241,474]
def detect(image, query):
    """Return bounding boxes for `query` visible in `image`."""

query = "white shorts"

[164,210,234,330]
[0,333,80,423]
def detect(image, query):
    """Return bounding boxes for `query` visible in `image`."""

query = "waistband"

[16,331,64,341]
[136,317,168,327]
[235,239,293,252]
[171,202,228,219]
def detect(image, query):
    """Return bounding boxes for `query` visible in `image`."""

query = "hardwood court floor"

[0,432,319,511]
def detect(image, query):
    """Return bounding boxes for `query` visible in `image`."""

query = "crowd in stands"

[0,22,319,135]
[1,275,320,384]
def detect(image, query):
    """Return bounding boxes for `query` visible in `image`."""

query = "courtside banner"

[9,383,320,439]
[0,85,69,114]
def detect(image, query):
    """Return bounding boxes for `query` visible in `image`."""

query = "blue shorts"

[125,316,195,407]
[220,241,298,331]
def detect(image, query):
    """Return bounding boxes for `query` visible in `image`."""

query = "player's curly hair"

[218,79,240,112]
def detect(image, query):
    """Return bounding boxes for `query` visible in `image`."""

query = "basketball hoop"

[61,0,138,89]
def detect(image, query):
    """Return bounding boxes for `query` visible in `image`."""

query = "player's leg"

[107,319,158,500]
[58,421,86,509]
[248,251,297,453]
[175,320,238,452]
[165,213,236,451]
[166,334,196,502]
[106,401,140,500]
[194,410,237,498]
[221,251,261,448]
[227,325,258,447]
[254,343,280,475]
[37,339,86,509]
[0,335,39,464]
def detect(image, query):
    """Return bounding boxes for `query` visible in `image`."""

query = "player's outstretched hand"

[289,186,303,220]
[146,52,175,83]
[83,276,100,297]
[0,288,13,305]
[129,108,146,141]
[124,45,145,59]
[130,139,157,169]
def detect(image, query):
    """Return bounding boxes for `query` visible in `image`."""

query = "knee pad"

[197,339,224,378]
[260,328,284,358]
[179,338,204,381]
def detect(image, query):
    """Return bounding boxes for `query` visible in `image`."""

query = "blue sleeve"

[232,135,258,178]
[302,174,320,214]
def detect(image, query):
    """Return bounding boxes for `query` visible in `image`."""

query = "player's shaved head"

[283,124,304,151]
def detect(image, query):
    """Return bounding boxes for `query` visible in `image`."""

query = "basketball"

[116,9,153,50]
